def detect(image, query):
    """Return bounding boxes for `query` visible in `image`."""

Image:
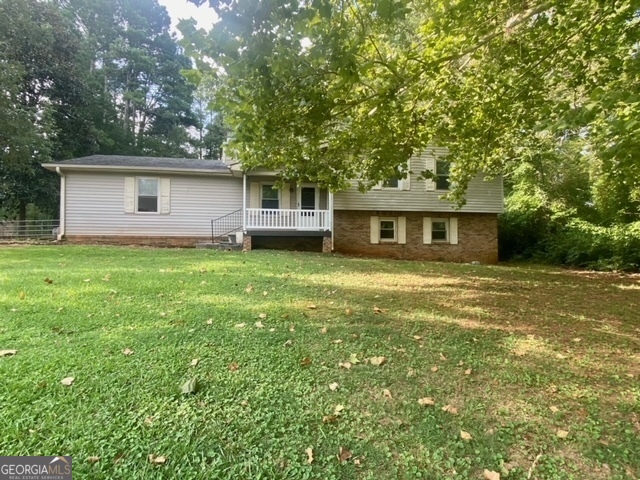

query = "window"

[137,178,158,212]
[382,177,400,189]
[432,219,449,242]
[379,219,396,242]
[435,160,450,190]
[261,184,279,209]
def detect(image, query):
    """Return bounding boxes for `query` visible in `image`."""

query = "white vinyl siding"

[334,148,503,213]
[65,172,242,236]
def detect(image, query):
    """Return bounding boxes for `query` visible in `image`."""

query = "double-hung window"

[431,219,449,242]
[261,184,279,209]
[379,218,397,242]
[435,160,450,191]
[137,178,159,213]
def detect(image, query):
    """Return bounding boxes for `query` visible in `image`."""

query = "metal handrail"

[210,209,243,243]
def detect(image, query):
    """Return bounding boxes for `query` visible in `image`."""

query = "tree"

[180,0,640,214]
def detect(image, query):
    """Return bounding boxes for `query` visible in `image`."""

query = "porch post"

[242,172,247,231]
[329,190,334,250]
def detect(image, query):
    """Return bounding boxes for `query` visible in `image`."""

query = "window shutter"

[449,217,459,244]
[249,182,260,208]
[370,216,380,244]
[398,216,407,244]
[423,217,432,244]
[424,158,436,191]
[281,183,290,209]
[124,177,135,213]
[160,178,171,214]
[402,159,411,190]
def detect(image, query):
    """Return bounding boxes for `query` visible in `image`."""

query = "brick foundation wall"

[64,235,210,248]
[243,235,252,252]
[333,210,498,263]
[322,236,332,253]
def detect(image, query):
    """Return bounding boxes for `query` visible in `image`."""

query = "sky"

[157,0,218,35]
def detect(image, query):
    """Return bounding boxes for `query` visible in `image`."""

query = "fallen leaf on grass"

[102,274,111,282]
[412,335,423,340]
[83,279,91,283]
[320,327,328,334]
[370,356,386,366]
[300,357,312,367]
[144,416,154,426]
[431,366,439,373]
[550,406,559,413]
[407,368,416,377]
[245,284,253,293]
[483,470,500,480]
[283,339,293,347]
[339,361,352,369]
[148,454,167,465]
[323,415,338,424]
[460,430,472,441]
[122,348,134,356]
[87,456,100,464]
[61,377,75,386]
[235,323,246,328]
[345,308,353,316]
[262,291,268,296]
[0,349,17,357]
[354,457,362,466]
[255,321,264,328]
[44,277,54,285]
[305,447,314,464]
[334,404,345,415]
[332,339,343,344]
[439,352,447,361]
[441,404,458,415]
[329,382,339,391]
[383,389,392,398]
[228,362,239,372]
[180,378,198,394]
[308,304,317,310]
[206,319,213,325]
[556,429,569,439]
[338,447,352,463]
[373,306,387,314]
[289,325,295,332]
[418,397,435,406]
[464,368,472,375]
[349,353,361,364]
[258,313,267,319]
[190,358,199,367]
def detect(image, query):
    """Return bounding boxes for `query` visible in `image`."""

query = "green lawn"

[0,246,638,479]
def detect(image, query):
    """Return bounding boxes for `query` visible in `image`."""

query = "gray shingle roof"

[46,155,230,171]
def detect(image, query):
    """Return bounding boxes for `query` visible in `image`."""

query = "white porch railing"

[245,208,331,230]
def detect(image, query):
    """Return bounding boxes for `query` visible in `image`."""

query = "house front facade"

[43,150,502,263]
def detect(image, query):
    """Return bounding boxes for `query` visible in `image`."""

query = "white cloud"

[158,0,218,36]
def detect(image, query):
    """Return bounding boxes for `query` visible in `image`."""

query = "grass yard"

[0,246,639,479]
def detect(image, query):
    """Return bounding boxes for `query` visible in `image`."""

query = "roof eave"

[41,164,232,175]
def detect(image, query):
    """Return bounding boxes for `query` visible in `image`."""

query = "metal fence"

[0,220,60,239]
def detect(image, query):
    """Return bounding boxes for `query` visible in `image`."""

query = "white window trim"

[435,160,451,192]
[379,217,397,243]
[260,182,281,209]
[431,218,449,243]
[136,177,160,214]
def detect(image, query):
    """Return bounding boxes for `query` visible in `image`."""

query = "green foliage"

[182,0,640,208]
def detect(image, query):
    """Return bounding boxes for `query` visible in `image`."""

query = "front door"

[300,187,316,211]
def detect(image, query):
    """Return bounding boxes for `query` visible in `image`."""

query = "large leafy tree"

[181,0,640,213]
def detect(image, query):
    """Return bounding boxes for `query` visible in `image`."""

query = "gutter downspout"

[242,172,247,233]
[55,167,65,241]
